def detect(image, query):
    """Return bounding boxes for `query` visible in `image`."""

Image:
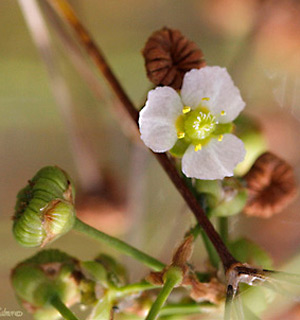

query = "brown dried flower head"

[142,27,206,89]
[146,235,195,286]
[185,275,226,304]
[244,152,297,218]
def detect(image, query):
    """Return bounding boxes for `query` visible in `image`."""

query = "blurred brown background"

[1,0,300,319]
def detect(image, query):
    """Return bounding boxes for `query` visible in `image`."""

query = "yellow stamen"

[182,106,191,114]
[202,97,210,101]
[177,132,185,139]
[195,144,202,151]
[220,110,226,116]
[218,135,224,141]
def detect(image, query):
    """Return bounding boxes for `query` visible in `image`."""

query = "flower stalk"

[145,267,183,320]
[50,295,79,320]
[201,230,220,269]
[116,280,160,297]
[74,218,165,271]
[219,217,229,245]
[159,302,214,317]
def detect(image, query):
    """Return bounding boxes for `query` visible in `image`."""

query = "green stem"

[146,267,182,320]
[160,302,214,316]
[50,295,79,320]
[74,218,165,271]
[218,217,229,245]
[187,223,201,239]
[201,230,220,269]
[116,280,160,297]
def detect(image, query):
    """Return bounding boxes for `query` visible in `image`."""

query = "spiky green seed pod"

[11,249,81,319]
[13,166,76,247]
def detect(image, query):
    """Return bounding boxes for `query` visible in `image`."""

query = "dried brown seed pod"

[142,27,206,89]
[244,152,297,218]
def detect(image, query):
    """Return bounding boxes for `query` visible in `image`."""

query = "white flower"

[139,66,246,180]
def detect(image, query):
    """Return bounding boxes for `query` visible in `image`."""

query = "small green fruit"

[13,166,76,247]
[11,250,81,317]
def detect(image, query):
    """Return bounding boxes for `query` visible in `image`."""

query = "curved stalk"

[50,295,79,320]
[74,218,165,271]
[145,267,183,320]
[116,280,160,297]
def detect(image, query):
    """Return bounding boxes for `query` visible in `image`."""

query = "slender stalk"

[50,295,79,320]
[160,302,214,316]
[73,218,165,271]
[46,0,237,270]
[201,231,220,269]
[145,267,182,320]
[219,217,229,245]
[116,280,159,297]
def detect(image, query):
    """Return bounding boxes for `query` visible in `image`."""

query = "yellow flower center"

[176,107,217,149]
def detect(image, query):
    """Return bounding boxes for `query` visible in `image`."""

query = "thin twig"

[18,0,103,193]
[46,0,237,270]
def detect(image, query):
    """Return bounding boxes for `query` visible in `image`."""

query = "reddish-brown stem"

[47,0,237,270]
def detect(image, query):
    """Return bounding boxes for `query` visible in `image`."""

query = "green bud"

[196,178,248,217]
[78,278,97,306]
[80,261,108,286]
[195,179,223,208]
[13,166,76,247]
[94,254,127,288]
[79,261,108,305]
[229,238,273,269]
[209,189,248,217]
[11,250,81,317]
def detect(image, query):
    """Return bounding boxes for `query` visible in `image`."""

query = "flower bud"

[11,250,81,318]
[13,166,76,247]
[229,238,272,269]
[196,178,248,217]
[94,254,127,288]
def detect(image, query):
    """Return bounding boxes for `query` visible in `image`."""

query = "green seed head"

[11,250,81,316]
[184,109,216,141]
[174,106,233,154]
[13,166,76,248]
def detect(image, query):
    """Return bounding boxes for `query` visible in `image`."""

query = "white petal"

[181,67,245,123]
[182,134,246,180]
[139,86,183,152]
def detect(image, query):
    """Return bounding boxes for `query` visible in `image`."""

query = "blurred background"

[1,0,300,319]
